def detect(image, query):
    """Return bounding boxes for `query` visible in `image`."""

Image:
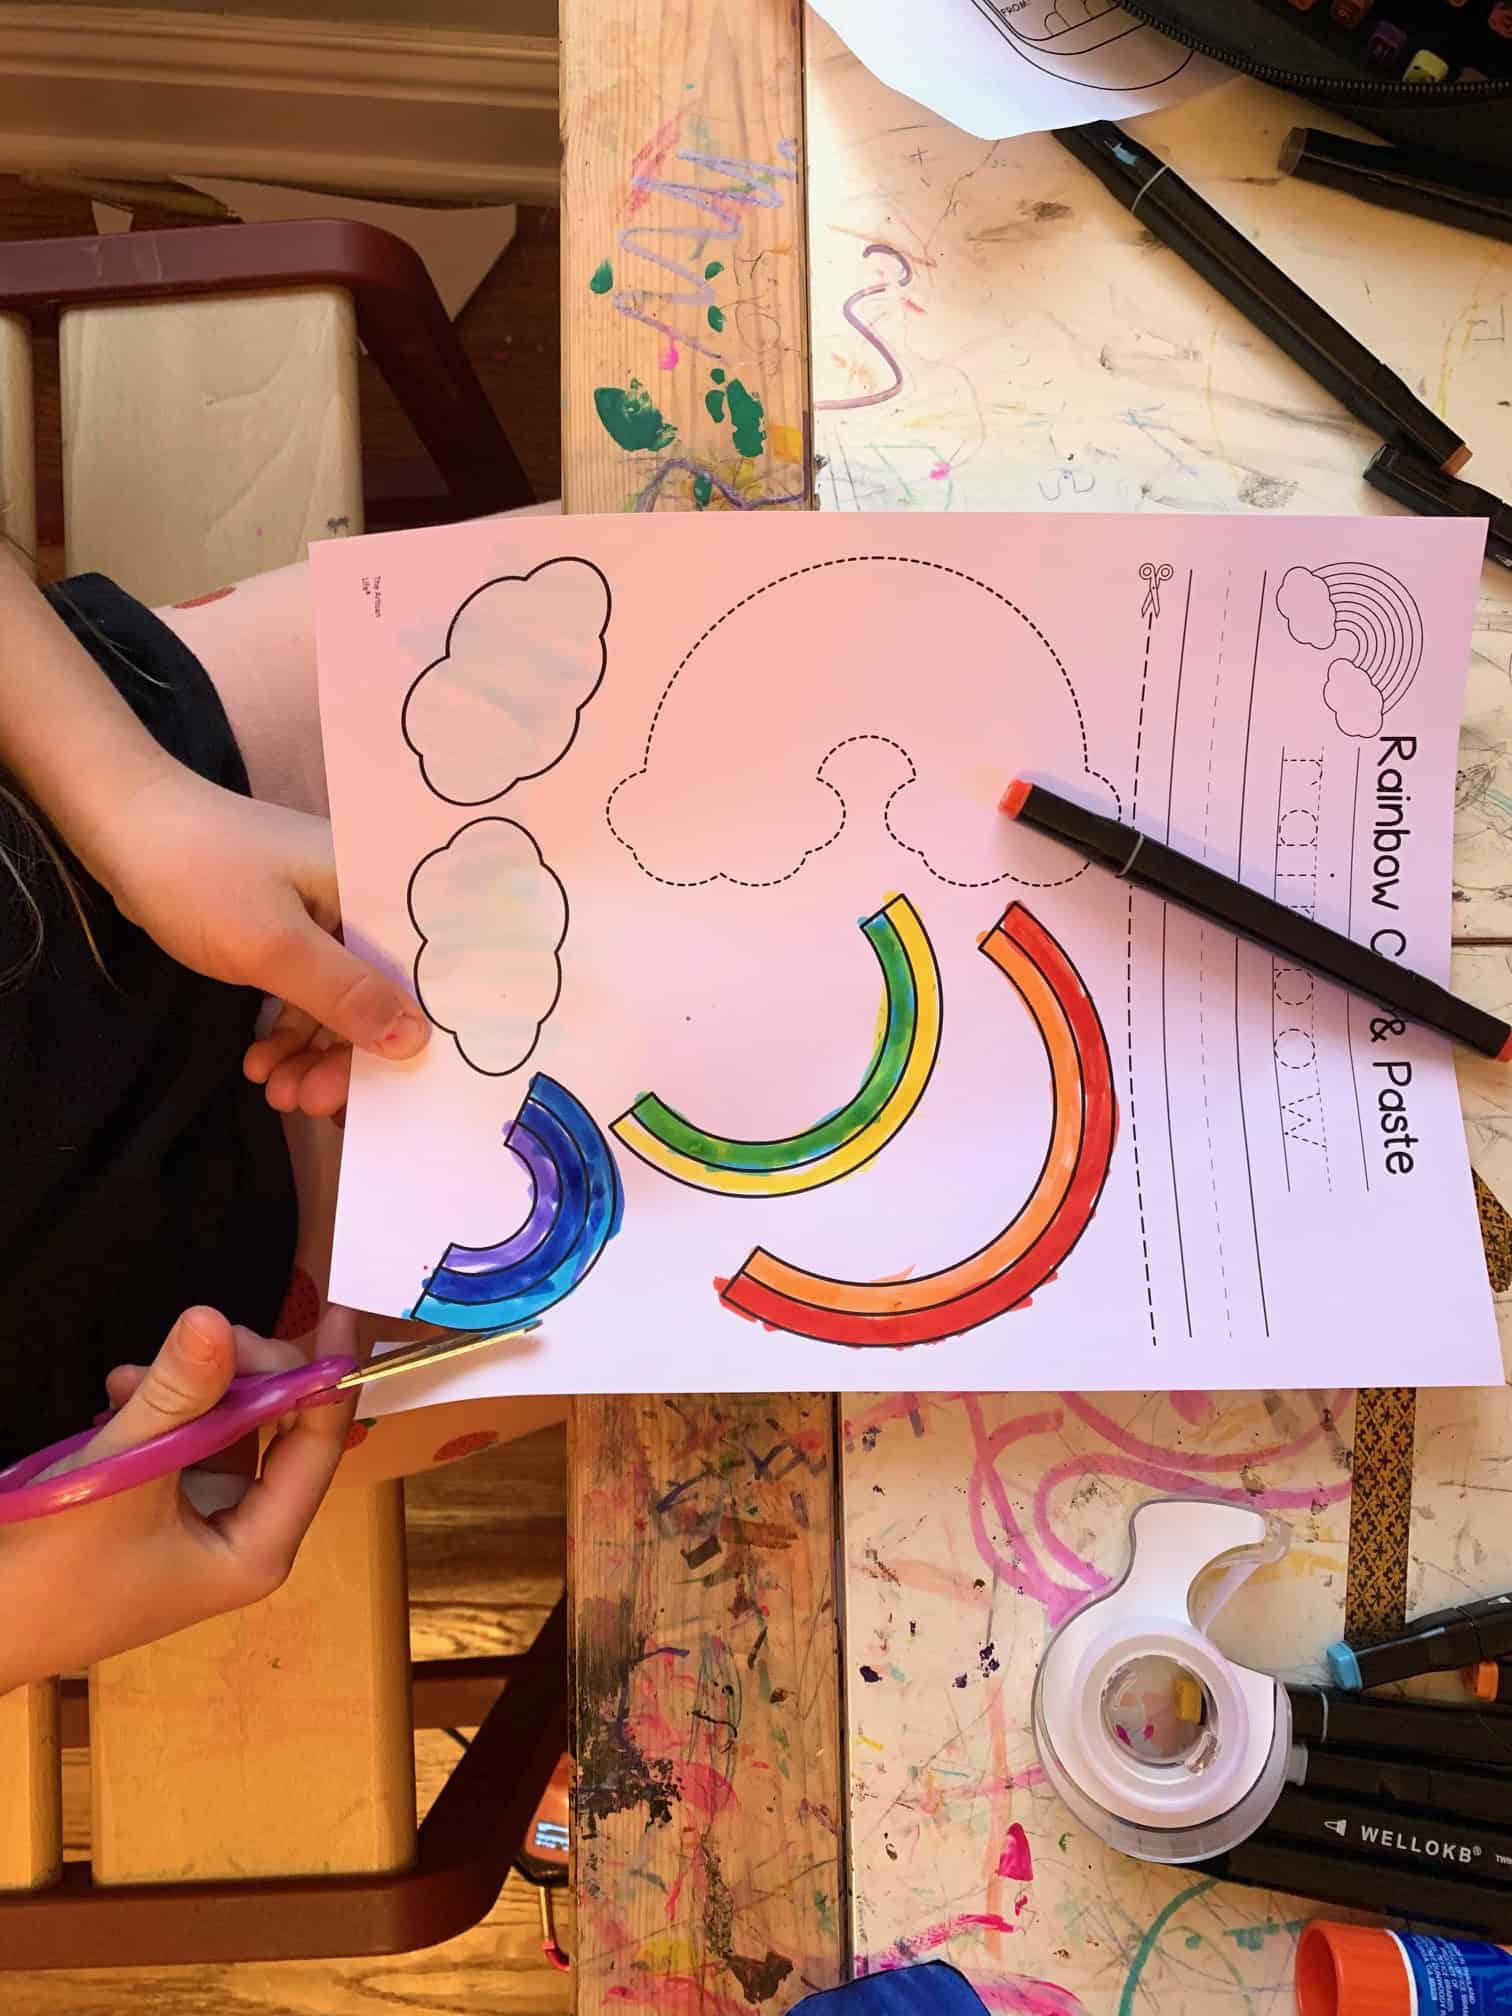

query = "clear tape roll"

[1032,1497,1292,1863]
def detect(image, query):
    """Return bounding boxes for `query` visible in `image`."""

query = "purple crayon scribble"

[816,243,913,414]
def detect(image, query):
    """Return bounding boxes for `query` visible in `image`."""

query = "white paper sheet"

[806,0,1228,141]
[316,511,1499,1397]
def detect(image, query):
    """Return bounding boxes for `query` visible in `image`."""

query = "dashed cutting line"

[605,555,1121,889]
[1126,610,1157,1350]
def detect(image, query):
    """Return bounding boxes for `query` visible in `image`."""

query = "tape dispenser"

[1032,1496,1292,1863]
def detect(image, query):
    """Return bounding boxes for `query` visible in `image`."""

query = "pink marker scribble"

[996,1822,1034,1882]
[1059,1390,1351,1474]
[624,112,686,215]
[659,339,679,370]
[1170,1391,1215,1426]
[930,461,952,481]
[965,1397,1088,1628]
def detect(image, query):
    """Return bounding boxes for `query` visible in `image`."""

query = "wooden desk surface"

[562,7,1512,2012]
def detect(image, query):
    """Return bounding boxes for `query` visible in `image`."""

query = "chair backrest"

[61,286,362,604]
[1,281,414,1927]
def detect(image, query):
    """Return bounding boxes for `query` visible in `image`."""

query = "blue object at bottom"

[1395,1932,1512,2015]
[794,1964,989,2013]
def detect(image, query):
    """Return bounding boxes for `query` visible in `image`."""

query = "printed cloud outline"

[408,817,568,1077]
[1276,565,1337,652]
[1322,659,1384,739]
[605,557,1120,893]
[402,557,611,807]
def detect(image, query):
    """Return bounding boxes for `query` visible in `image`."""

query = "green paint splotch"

[588,260,613,294]
[707,305,726,333]
[692,472,713,509]
[594,379,676,453]
[705,387,726,423]
[711,367,726,384]
[726,378,766,458]
[704,260,724,279]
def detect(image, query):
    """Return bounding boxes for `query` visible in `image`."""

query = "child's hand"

[0,1304,359,1693]
[94,764,429,1115]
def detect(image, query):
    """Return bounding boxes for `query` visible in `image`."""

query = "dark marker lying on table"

[1288,1683,1512,1770]
[1051,121,1471,475]
[1364,445,1512,573]
[1000,778,1512,1061]
[1326,1590,1512,1689]
[1280,127,1512,252]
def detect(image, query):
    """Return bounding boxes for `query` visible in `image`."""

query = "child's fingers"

[292,1046,352,1118]
[101,1328,310,1428]
[243,1008,318,1085]
[76,1308,235,1465]
[209,1307,361,1580]
[261,1043,351,1118]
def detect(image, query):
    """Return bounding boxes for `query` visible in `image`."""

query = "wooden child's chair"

[0,219,563,1968]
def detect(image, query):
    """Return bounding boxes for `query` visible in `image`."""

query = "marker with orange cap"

[1296,1919,1512,2016]
[1001,778,1512,1062]
[1469,1662,1512,1706]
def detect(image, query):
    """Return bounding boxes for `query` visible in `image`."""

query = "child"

[0,542,559,1694]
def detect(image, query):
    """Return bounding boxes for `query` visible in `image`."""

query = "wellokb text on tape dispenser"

[1032,1497,1293,1864]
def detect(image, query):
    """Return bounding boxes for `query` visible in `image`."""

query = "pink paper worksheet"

[314,511,1498,1395]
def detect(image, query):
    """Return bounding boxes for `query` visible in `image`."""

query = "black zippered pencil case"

[1121,0,1512,168]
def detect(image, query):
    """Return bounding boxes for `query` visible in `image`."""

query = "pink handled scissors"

[0,1328,523,1524]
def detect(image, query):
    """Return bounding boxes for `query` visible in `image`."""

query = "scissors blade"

[335,1324,530,1389]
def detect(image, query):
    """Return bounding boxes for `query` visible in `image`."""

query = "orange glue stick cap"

[1297,1921,1512,2016]
[1297,1923,1412,2016]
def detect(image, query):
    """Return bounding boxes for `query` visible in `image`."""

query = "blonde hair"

[0,528,157,989]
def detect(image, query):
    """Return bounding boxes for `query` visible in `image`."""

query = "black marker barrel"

[1281,127,1512,251]
[1328,1591,1512,1688]
[1364,446,1512,573]
[1197,1833,1512,1940]
[1262,1786,1512,1892]
[1054,122,1469,474]
[1292,1742,1512,1829]
[1287,1685,1512,1771]
[1001,780,1512,1062]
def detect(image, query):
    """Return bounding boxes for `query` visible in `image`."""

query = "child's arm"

[0,547,428,1109]
[0,1304,358,1696]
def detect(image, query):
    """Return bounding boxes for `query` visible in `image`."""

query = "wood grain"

[560,0,809,517]
[569,1396,844,2013]
[561,7,832,2008]
[0,309,35,569]
[90,1484,415,1884]
[0,1682,61,1890]
[60,287,363,606]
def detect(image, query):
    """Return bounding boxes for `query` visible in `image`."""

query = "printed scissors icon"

[1140,561,1173,619]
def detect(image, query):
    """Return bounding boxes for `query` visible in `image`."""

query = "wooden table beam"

[561,5,839,2010]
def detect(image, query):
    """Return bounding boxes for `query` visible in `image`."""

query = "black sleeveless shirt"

[0,576,297,1472]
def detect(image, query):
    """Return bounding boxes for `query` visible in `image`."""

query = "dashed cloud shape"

[403,557,610,806]
[607,556,1118,893]
[408,818,567,1076]
[1276,565,1337,652]
[1323,659,1384,739]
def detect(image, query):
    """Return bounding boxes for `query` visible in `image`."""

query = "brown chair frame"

[0,1600,565,1968]
[0,217,533,526]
